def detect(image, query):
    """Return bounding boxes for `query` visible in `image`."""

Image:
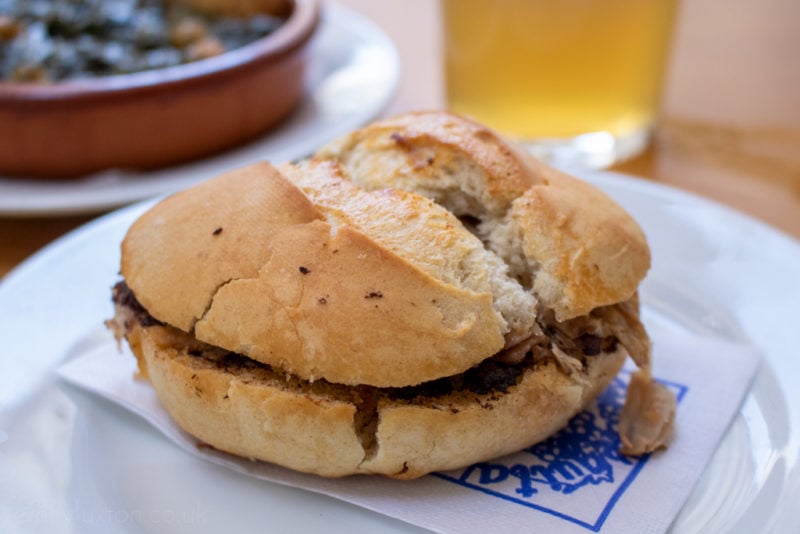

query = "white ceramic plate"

[1,172,799,533]
[0,3,400,217]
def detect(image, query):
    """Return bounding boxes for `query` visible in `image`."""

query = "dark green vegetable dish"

[0,0,285,82]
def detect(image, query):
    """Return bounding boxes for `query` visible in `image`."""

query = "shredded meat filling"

[110,281,620,402]
[111,281,162,328]
[619,369,676,455]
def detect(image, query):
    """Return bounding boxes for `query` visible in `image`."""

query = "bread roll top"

[122,111,650,387]
[317,110,651,320]
[122,160,518,387]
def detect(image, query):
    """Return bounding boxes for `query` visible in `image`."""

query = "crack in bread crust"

[278,159,537,347]
[353,390,381,462]
[316,110,650,322]
[113,281,618,400]
[127,315,626,478]
[114,280,623,401]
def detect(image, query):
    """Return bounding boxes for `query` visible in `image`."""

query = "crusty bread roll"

[109,110,668,479]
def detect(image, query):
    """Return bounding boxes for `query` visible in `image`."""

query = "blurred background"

[339,0,800,236]
[1,0,798,278]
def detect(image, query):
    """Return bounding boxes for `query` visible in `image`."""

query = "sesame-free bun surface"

[122,160,520,387]
[122,111,650,386]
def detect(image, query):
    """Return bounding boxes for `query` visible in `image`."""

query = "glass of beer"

[441,0,678,169]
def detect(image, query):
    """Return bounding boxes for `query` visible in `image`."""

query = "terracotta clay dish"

[0,0,320,179]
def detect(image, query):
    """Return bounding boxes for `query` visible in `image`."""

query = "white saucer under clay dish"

[0,3,400,217]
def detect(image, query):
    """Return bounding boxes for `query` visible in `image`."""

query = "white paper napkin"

[56,325,760,534]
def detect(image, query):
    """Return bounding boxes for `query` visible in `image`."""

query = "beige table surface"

[1,0,799,279]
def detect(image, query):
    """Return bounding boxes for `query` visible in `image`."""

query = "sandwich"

[107,110,675,479]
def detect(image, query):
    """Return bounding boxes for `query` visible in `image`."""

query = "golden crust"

[121,162,323,332]
[123,160,508,387]
[511,165,651,320]
[317,110,543,216]
[366,352,626,479]
[195,219,504,386]
[137,326,365,477]
[133,324,627,479]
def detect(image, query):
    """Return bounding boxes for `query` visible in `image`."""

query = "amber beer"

[442,0,677,164]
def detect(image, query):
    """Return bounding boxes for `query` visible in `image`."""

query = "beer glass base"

[520,128,650,170]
